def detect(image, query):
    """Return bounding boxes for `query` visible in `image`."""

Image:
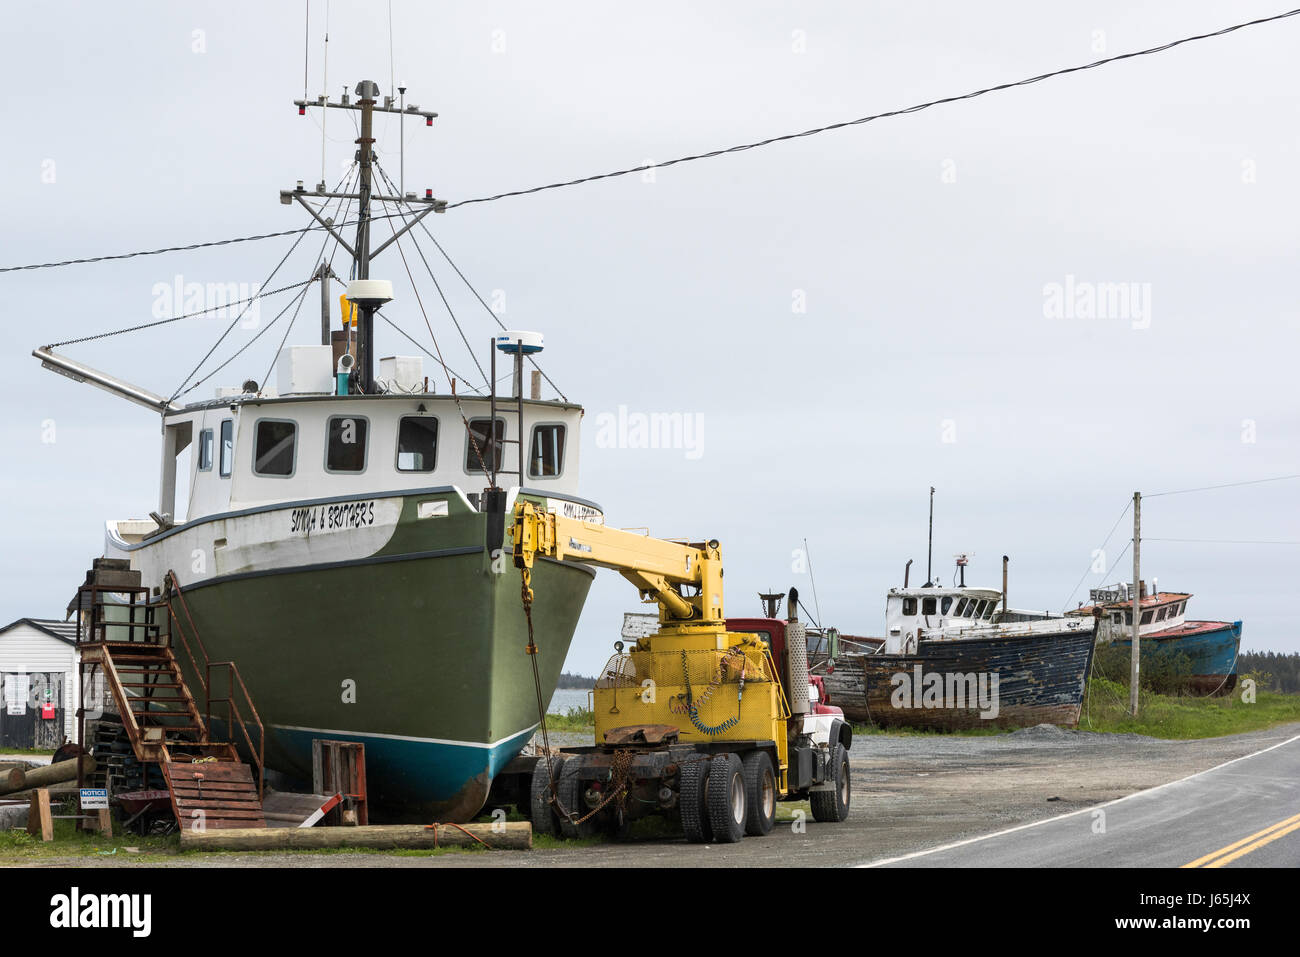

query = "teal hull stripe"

[271,724,539,803]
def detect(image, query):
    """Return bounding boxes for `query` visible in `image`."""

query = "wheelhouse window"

[219,419,233,478]
[953,598,970,617]
[198,428,214,472]
[940,596,953,615]
[465,417,505,473]
[528,424,566,478]
[397,416,439,472]
[921,597,937,616]
[983,602,996,620]
[1140,610,1153,625]
[253,420,296,476]
[902,597,917,616]
[326,416,368,472]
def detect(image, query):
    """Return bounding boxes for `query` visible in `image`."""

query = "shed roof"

[0,618,78,646]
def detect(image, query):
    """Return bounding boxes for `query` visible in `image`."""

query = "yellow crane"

[511,500,851,843]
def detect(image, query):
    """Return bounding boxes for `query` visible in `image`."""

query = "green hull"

[153,492,593,821]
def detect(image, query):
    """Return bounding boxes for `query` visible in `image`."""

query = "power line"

[1146,473,1300,497]
[1146,537,1300,546]
[0,209,415,275]
[446,7,1300,210]
[7,9,1297,277]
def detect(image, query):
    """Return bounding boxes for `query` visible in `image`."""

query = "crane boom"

[511,500,724,625]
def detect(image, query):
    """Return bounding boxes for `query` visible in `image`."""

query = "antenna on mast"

[926,486,935,586]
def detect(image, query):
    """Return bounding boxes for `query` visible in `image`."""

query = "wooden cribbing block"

[27,789,53,842]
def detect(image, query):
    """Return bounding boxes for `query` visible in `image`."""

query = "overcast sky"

[2,1,1297,674]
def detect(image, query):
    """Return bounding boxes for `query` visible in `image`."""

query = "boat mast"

[287,82,445,393]
[926,486,935,586]
[353,80,378,393]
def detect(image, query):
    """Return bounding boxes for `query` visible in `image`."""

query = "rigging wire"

[1060,499,1132,612]
[374,162,491,390]
[181,280,318,400]
[259,270,316,393]
[169,166,356,402]
[44,278,317,348]
[414,222,569,402]
[444,7,1300,210]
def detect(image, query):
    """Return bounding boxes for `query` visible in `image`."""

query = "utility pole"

[1131,490,1141,716]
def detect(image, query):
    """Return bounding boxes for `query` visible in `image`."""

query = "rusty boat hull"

[824,624,1097,730]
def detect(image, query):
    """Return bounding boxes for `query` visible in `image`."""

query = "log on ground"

[180,821,532,852]
[0,756,95,796]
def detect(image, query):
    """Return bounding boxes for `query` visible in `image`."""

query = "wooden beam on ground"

[180,821,531,852]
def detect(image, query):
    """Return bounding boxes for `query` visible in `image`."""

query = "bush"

[1093,641,1199,696]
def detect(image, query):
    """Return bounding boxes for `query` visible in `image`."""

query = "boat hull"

[824,625,1096,730]
[1108,620,1242,695]
[111,488,595,821]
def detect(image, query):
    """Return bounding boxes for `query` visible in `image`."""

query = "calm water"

[547,687,592,714]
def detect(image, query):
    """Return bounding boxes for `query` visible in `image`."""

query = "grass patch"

[543,707,595,731]
[0,811,179,862]
[1078,677,1300,739]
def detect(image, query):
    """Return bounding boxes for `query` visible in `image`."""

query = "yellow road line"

[1182,811,1300,868]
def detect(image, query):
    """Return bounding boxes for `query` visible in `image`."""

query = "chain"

[573,747,636,825]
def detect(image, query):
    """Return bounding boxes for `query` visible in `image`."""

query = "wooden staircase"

[76,562,266,830]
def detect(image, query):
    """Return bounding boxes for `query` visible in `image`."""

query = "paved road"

[9,723,1299,867]
[864,732,1300,868]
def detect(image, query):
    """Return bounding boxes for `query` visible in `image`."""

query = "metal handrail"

[163,570,266,800]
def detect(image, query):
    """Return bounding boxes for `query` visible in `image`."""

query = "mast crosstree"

[285,81,445,393]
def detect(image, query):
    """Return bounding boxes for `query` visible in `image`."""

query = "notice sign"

[4,674,28,715]
[80,788,109,810]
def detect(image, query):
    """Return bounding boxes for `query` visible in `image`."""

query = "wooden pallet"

[162,761,266,831]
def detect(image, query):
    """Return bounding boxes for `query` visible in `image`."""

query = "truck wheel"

[679,757,712,844]
[742,751,776,836]
[706,752,746,843]
[529,754,566,837]
[810,742,851,823]
[556,759,596,839]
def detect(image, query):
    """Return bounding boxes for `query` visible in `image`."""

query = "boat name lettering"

[289,500,377,534]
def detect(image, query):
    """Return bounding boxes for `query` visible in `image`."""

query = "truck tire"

[810,742,850,823]
[742,750,776,836]
[556,758,596,839]
[529,754,566,837]
[679,757,712,844]
[706,752,746,843]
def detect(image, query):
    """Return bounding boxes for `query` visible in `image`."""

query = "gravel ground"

[8,722,1299,868]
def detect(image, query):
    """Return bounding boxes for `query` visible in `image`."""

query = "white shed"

[0,618,80,748]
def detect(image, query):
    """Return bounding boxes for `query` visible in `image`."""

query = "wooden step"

[163,761,265,830]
